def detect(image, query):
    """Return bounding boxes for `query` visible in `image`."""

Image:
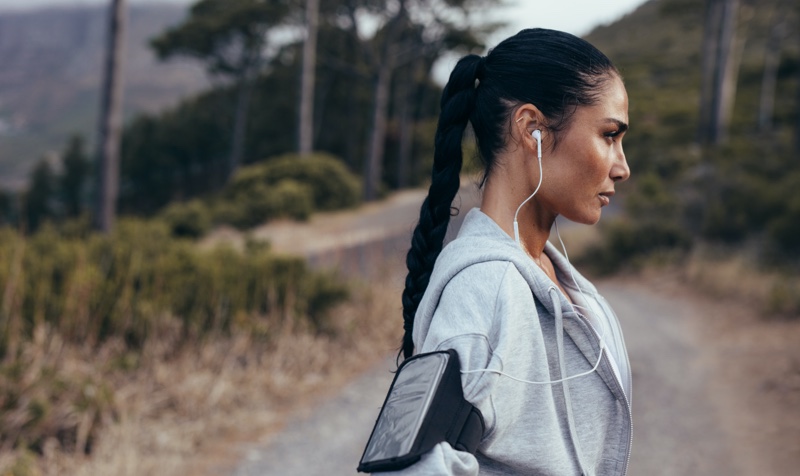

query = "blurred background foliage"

[0,0,796,268]
[580,0,800,273]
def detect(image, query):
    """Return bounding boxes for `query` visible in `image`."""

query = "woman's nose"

[611,150,630,182]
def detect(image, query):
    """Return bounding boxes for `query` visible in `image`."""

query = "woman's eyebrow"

[604,118,628,132]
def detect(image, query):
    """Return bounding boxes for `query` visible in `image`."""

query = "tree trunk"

[228,73,253,178]
[795,22,800,154]
[344,76,359,170]
[364,64,393,200]
[94,0,127,233]
[298,0,319,156]
[396,61,422,189]
[698,0,723,145]
[758,10,785,133]
[363,1,406,201]
[710,0,740,145]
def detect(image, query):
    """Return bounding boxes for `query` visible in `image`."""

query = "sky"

[0,0,649,38]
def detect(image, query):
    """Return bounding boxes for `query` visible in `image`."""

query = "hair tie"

[473,56,486,89]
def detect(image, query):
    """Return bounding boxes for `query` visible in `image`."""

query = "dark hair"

[400,28,618,359]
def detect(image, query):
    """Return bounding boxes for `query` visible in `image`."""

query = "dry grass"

[0,263,403,476]
[638,243,800,318]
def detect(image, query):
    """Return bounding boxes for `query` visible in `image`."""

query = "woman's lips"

[599,192,613,207]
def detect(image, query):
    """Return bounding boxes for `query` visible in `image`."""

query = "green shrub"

[158,199,212,238]
[0,221,350,354]
[579,219,693,275]
[212,179,313,229]
[625,172,682,221]
[767,194,800,256]
[228,153,361,211]
[698,167,783,244]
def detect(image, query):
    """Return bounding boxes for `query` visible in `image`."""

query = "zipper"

[597,295,634,476]
[602,351,633,476]
[575,311,634,476]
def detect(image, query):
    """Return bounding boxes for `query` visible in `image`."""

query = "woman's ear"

[512,104,546,153]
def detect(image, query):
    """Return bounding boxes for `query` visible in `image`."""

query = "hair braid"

[400,54,482,360]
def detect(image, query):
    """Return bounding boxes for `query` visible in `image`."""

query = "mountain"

[0,3,208,189]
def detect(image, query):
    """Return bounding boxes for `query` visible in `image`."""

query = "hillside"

[0,3,208,189]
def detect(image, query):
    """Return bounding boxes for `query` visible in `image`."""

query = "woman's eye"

[604,130,621,141]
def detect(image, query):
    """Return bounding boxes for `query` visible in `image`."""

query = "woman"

[397,29,632,474]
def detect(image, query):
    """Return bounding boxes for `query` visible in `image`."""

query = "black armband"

[357,349,485,473]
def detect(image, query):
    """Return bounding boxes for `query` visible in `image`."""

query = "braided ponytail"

[400,54,482,360]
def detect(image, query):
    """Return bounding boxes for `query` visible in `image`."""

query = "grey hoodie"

[385,208,632,476]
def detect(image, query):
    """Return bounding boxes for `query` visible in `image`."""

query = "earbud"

[516,117,542,160]
[532,129,542,160]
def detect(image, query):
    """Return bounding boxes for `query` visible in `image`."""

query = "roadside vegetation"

[0,217,350,470]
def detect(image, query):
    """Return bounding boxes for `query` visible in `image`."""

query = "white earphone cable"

[513,131,543,244]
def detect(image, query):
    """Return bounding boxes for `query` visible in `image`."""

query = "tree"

[0,190,13,226]
[332,0,496,200]
[61,135,91,218]
[151,0,292,179]
[298,0,319,155]
[757,4,786,133]
[794,2,800,154]
[117,0,496,213]
[697,0,744,145]
[25,160,57,233]
[94,0,127,232]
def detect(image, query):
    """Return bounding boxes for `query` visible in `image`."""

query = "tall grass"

[0,219,350,461]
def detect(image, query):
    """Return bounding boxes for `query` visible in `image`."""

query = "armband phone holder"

[357,349,485,473]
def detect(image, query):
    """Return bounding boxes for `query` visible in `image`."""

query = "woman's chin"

[563,210,601,226]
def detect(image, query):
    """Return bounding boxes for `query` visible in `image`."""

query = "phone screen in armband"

[361,353,448,463]
[357,350,485,473]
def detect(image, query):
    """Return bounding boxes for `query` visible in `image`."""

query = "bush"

[0,222,352,456]
[0,221,350,354]
[579,219,693,275]
[228,153,361,211]
[767,194,800,257]
[158,199,212,238]
[212,179,313,229]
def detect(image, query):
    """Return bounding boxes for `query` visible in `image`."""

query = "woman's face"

[538,75,630,225]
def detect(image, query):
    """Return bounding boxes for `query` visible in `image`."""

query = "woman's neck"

[480,168,556,262]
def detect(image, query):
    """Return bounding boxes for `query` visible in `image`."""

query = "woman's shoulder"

[429,260,532,330]
[442,258,530,300]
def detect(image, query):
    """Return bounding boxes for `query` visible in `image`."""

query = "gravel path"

[232,357,395,476]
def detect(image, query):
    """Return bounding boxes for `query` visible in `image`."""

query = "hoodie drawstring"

[550,286,589,476]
